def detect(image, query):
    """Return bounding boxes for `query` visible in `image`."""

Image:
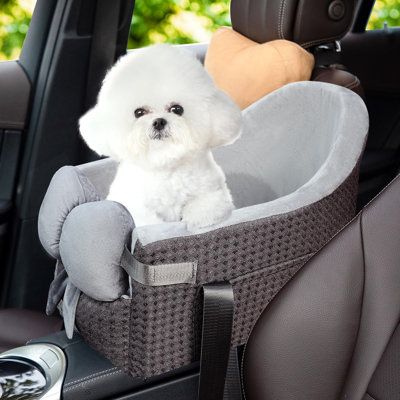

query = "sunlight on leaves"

[1,0,399,60]
[367,0,400,29]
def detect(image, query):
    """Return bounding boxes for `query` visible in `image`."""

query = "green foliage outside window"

[367,0,400,29]
[1,0,400,61]
[128,0,230,48]
[0,0,231,60]
[0,0,33,60]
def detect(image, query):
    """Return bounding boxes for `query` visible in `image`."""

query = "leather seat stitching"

[300,30,348,48]
[278,0,283,38]
[63,370,123,392]
[281,0,288,39]
[340,210,370,398]
[278,0,286,39]
[63,366,119,387]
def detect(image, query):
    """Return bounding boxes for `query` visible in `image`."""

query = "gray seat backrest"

[243,173,400,400]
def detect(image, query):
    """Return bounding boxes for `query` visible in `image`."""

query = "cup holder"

[0,343,66,399]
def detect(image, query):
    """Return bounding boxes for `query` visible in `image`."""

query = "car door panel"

[0,61,31,288]
[1,0,135,310]
[0,61,30,206]
[0,62,31,130]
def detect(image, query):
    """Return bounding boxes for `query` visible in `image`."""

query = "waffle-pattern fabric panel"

[75,166,358,378]
[75,296,131,370]
[129,284,198,377]
[133,168,359,284]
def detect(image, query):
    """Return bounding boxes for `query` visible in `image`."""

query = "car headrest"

[230,0,356,48]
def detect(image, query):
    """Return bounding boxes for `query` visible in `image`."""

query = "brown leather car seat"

[243,173,400,400]
[230,0,363,96]
[0,308,62,353]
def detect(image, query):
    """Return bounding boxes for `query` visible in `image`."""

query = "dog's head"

[79,44,242,168]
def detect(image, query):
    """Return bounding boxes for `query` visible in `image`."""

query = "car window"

[127,0,231,49]
[367,0,400,30]
[0,0,36,60]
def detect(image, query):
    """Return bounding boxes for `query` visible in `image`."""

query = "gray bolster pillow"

[38,166,100,259]
[39,165,134,301]
[59,200,133,301]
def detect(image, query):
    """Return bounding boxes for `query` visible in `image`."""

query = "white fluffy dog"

[79,44,242,231]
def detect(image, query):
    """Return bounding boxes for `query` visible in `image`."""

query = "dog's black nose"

[153,118,167,131]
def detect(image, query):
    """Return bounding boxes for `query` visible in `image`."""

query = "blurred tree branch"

[367,0,400,29]
[0,0,32,60]
[128,0,230,48]
[1,0,400,60]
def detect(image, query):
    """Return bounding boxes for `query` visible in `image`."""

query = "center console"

[0,343,66,399]
[0,332,199,400]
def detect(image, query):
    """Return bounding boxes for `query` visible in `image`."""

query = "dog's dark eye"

[134,108,148,118]
[169,104,184,116]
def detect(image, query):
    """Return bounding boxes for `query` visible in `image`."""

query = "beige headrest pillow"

[205,27,315,109]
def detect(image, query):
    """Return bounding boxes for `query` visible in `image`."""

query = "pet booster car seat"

[38,81,368,378]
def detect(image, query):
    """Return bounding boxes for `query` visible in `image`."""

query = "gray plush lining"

[133,81,368,247]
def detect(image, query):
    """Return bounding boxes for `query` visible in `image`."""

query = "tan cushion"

[205,27,315,109]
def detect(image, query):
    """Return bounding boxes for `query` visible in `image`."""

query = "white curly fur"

[79,44,242,231]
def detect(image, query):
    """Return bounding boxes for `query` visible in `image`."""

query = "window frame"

[353,0,376,32]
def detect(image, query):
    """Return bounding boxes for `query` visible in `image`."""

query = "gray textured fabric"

[59,200,134,301]
[38,161,127,337]
[121,247,197,286]
[46,260,68,315]
[77,158,118,200]
[133,81,368,246]
[62,281,81,338]
[38,166,100,258]
[46,260,80,339]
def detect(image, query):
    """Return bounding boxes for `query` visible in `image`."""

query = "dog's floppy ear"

[208,90,242,148]
[79,105,113,157]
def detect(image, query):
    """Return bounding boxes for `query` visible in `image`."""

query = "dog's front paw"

[183,209,228,232]
[182,192,234,232]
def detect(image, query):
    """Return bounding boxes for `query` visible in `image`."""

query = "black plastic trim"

[0,130,22,201]
[19,0,57,84]
[353,0,375,32]
[0,200,11,225]
[30,331,199,400]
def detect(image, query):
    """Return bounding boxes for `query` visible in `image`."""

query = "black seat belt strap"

[224,348,243,400]
[198,282,235,400]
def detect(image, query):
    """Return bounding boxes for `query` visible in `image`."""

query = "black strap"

[85,0,120,109]
[224,348,243,400]
[198,283,235,400]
